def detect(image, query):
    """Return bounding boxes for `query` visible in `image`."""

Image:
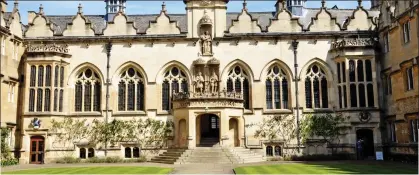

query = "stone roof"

[37,8,380,35]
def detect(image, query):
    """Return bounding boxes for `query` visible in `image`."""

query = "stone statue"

[200,31,212,55]
[194,71,204,94]
[210,71,218,93]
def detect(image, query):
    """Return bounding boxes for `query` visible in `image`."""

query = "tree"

[299,113,350,145]
[247,114,298,154]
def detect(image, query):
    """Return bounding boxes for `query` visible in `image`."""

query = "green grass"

[3,166,172,174]
[234,163,418,174]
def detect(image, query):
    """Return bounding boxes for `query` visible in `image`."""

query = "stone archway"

[356,129,375,160]
[229,118,239,147]
[178,119,187,148]
[196,114,220,147]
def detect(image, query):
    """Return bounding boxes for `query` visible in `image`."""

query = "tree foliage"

[50,117,174,152]
[247,114,297,146]
[1,128,11,159]
[300,113,350,145]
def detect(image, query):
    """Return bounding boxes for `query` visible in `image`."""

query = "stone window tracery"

[118,68,145,111]
[29,64,62,112]
[304,64,328,109]
[74,68,101,112]
[265,65,289,109]
[162,66,188,111]
[227,65,250,109]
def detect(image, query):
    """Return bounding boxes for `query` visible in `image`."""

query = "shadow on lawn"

[300,161,418,174]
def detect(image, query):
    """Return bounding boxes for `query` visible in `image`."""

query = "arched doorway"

[178,119,187,148]
[30,136,45,164]
[197,114,219,147]
[356,129,375,160]
[229,118,239,147]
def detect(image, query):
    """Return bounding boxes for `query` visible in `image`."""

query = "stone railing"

[172,91,244,109]
[331,38,374,49]
[26,43,69,54]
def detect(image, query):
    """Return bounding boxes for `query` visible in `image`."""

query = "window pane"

[60,67,64,87]
[137,82,144,111]
[282,78,288,109]
[75,82,82,112]
[38,66,44,87]
[266,146,273,156]
[342,63,346,83]
[349,60,355,82]
[133,147,140,158]
[127,81,135,111]
[54,89,58,111]
[274,79,281,109]
[84,82,92,112]
[235,79,241,92]
[321,77,328,108]
[313,78,320,108]
[357,60,364,81]
[36,88,43,112]
[365,60,372,81]
[181,80,188,93]
[80,148,86,159]
[162,81,170,111]
[338,86,342,108]
[29,89,35,112]
[350,84,357,107]
[93,82,101,111]
[54,65,59,87]
[305,78,312,108]
[59,90,64,112]
[337,63,341,83]
[343,85,347,108]
[227,79,233,92]
[367,84,374,107]
[118,81,126,111]
[243,78,250,109]
[172,80,179,93]
[359,84,366,107]
[30,66,36,87]
[88,148,95,158]
[45,65,52,87]
[265,79,272,109]
[44,89,51,111]
[274,146,281,156]
[125,147,132,158]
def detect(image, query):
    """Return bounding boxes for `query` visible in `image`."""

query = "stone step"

[149,160,176,164]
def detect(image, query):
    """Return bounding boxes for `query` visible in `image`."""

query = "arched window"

[79,148,86,159]
[275,146,282,156]
[118,68,145,111]
[162,67,188,111]
[227,65,250,109]
[125,147,132,158]
[305,64,328,109]
[74,69,101,112]
[266,146,273,156]
[54,65,59,87]
[88,148,95,158]
[265,65,289,109]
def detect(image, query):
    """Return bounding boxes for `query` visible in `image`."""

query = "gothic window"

[60,66,64,87]
[74,69,101,112]
[30,66,36,87]
[227,65,251,109]
[265,65,289,109]
[88,148,95,158]
[304,64,328,109]
[45,65,51,87]
[79,148,86,159]
[118,68,145,111]
[162,67,188,111]
[274,146,282,156]
[54,65,59,87]
[133,147,140,158]
[29,89,35,112]
[125,147,132,158]
[266,146,273,156]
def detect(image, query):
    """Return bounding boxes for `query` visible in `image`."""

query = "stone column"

[188,111,196,149]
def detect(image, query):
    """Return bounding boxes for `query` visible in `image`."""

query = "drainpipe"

[105,41,112,157]
[292,40,300,150]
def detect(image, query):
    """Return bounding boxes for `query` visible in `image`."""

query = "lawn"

[3,166,172,174]
[234,162,418,174]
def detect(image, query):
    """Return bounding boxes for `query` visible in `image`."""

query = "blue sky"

[6,1,372,24]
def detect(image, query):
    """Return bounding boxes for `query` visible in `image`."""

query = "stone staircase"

[226,147,265,163]
[149,137,265,164]
[149,148,187,164]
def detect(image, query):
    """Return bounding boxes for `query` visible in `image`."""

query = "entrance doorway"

[30,136,45,164]
[200,114,219,139]
[356,129,375,160]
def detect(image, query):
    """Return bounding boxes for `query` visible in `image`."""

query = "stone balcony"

[172,91,244,109]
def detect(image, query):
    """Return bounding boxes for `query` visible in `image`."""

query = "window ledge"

[262,109,293,114]
[69,112,102,117]
[302,108,334,113]
[113,111,146,116]
[243,109,253,114]
[23,112,66,116]
[157,111,171,115]
[336,107,380,112]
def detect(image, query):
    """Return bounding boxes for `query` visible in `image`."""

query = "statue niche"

[199,10,213,56]
[192,57,220,97]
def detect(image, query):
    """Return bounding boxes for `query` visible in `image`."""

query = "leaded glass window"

[29,89,35,112]
[54,89,58,111]
[74,69,101,112]
[162,67,188,111]
[38,66,44,87]
[265,65,289,109]
[227,65,251,109]
[30,66,36,87]
[36,88,43,112]
[118,67,145,111]
[44,89,51,111]
[305,65,328,109]
[45,65,51,87]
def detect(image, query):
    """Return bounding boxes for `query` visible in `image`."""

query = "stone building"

[377,1,419,160]
[0,0,391,164]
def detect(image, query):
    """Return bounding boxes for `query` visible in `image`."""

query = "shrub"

[1,158,19,167]
[267,157,283,161]
[283,153,355,161]
[55,156,81,164]
[105,156,123,163]
[123,156,147,163]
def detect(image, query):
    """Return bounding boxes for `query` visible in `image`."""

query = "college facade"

[0,0,418,164]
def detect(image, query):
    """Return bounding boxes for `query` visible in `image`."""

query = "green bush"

[105,156,123,163]
[1,158,19,167]
[55,156,81,164]
[123,156,147,163]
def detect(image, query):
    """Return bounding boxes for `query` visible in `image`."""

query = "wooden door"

[30,136,45,164]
